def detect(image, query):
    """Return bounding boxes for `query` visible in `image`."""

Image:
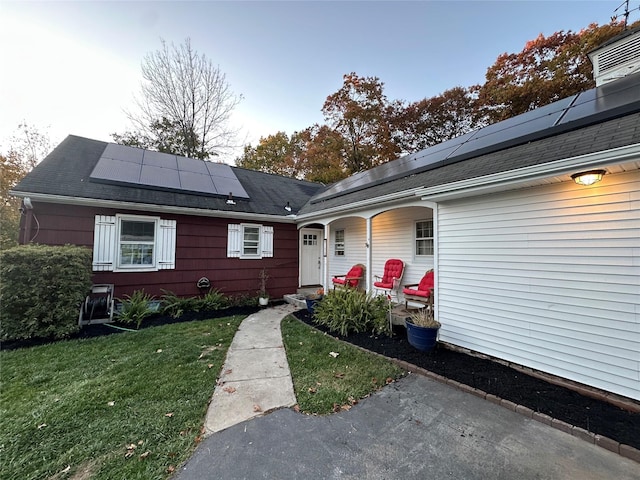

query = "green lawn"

[281,315,406,414]
[2,313,406,479]
[0,316,244,480]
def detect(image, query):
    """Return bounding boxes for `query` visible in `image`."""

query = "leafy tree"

[292,125,347,184]
[475,21,635,123]
[236,131,298,177]
[114,38,241,160]
[394,86,483,152]
[322,73,400,174]
[0,124,50,249]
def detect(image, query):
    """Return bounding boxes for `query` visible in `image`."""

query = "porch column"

[365,216,372,293]
[323,224,330,291]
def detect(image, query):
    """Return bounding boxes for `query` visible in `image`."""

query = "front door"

[300,228,322,286]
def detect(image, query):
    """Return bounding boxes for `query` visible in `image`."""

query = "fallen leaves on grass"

[165,412,174,417]
[329,351,339,358]
[156,349,163,353]
[107,401,115,407]
[166,465,176,474]
[37,423,47,430]
[308,387,317,394]
[334,372,345,379]
[139,451,151,460]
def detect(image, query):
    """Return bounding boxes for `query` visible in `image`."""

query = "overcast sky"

[0,0,631,163]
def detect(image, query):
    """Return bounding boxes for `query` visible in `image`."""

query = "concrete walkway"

[203,303,298,435]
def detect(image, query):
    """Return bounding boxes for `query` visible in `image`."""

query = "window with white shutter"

[227,223,274,259]
[92,214,176,272]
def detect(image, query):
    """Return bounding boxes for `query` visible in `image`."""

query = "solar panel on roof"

[89,144,249,199]
[313,71,640,203]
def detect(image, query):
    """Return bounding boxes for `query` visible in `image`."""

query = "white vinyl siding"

[227,224,274,259]
[437,170,640,400]
[371,207,434,287]
[328,219,366,281]
[92,215,176,272]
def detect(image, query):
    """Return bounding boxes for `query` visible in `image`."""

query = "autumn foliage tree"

[238,21,636,183]
[394,86,483,153]
[322,73,401,174]
[475,21,636,123]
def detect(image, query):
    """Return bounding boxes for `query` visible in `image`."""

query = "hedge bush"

[0,244,93,341]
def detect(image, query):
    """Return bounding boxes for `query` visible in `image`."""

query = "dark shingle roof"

[13,135,326,217]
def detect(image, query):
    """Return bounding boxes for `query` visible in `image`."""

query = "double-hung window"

[92,214,176,272]
[118,218,156,268]
[227,223,274,259]
[415,220,434,256]
[334,229,345,256]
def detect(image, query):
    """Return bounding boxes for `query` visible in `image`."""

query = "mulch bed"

[291,308,640,451]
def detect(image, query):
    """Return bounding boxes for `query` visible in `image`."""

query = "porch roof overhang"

[8,191,299,223]
[416,142,640,202]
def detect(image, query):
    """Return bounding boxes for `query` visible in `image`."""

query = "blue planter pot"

[305,297,322,314]
[405,320,439,352]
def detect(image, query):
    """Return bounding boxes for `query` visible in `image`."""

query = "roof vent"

[589,28,640,86]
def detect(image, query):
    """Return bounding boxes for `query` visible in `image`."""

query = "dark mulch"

[0,305,261,351]
[292,309,640,451]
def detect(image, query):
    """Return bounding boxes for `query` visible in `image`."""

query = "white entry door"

[300,228,322,286]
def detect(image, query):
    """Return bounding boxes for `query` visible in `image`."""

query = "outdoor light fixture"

[226,193,236,205]
[284,201,292,212]
[571,169,606,186]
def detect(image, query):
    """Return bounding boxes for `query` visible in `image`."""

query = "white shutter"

[93,215,116,271]
[227,224,241,258]
[261,225,274,258]
[157,219,177,270]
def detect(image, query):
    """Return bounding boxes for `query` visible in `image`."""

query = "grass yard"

[0,316,245,480]
[281,315,405,414]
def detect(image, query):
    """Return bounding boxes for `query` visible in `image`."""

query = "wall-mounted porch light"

[571,169,606,186]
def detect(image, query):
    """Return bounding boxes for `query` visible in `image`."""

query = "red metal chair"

[331,264,365,289]
[403,270,435,308]
[373,259,405,297]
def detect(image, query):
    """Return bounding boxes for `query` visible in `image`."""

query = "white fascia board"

[295,188,425,222]
[417,143,640,201]
[7,191,297,224]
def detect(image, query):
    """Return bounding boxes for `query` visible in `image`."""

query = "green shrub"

[312,288,390,336]
[160,289,200,319]
[116,290,156,328]
[0,244,92,341]
[197,288,229,311]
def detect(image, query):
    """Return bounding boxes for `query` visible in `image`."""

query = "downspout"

[365,217,372,293]
[432,203,439,321]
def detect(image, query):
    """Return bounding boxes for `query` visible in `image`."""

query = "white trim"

[7,192,298,224]
[115,214,160,272]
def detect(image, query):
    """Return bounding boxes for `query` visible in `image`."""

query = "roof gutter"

[7,192,299,223]
[295,187,426,222]
[416,143,640,201]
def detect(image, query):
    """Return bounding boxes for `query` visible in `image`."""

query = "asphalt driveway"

[174,374,638,479]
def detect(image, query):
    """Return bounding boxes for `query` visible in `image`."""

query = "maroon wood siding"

[20,201,300,299]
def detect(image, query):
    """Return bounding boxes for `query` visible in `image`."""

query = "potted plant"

[405,307,441,352]
[258,268,269,306]
[305,288,324,313]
